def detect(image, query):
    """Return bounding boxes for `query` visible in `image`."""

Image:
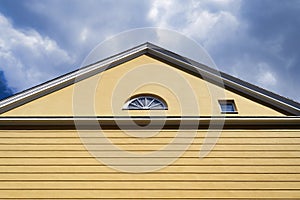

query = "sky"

[0,0,299,103]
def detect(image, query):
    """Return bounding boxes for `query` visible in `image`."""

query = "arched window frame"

[123,95,168,110]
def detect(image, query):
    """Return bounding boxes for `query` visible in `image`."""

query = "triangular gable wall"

[0,43,299,116]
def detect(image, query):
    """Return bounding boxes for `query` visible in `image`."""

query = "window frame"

[218,100,238,114]
[122,95,168,110]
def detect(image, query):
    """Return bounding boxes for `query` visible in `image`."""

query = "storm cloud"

[0,0,299,102]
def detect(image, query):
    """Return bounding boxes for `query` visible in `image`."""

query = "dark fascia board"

[0,42,299,115]
[1,116,300,129]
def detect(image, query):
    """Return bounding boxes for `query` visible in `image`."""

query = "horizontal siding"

[0,144,300,151]
[1,137,300,144]
[0,172,300,180]
[0,181,300,189]
[0,130,299,199]
[2,159,300,166]
[0,130,300,137]
[0,190,300,199]
[1,151,300,157]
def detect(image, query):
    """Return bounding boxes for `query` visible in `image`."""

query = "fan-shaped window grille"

[123,96,167,110]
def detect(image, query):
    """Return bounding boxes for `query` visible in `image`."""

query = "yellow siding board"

[0,150,300,158]
[1,137,300,144]
[0,144,300,151]
[0,172,300,181]
[1,130,300,138]
[1,181,300,189]
[0,157,300,165]
[0,189,300,199]
[0,164,300,173]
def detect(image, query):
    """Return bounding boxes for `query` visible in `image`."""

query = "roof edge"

[0,42,299,115]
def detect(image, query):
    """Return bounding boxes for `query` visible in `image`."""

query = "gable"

[0,55,286,117]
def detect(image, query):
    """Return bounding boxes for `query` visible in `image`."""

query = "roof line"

[0,42,299,115]
[0,43,150,113]
[145,46,300,115]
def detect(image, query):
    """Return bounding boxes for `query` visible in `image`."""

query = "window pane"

[219,101,237,113]
[124,96,167,110]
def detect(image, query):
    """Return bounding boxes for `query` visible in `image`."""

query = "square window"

[219,100,238,114]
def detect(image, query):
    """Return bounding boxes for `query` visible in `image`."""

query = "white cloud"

[147,0,241,58]
[0,13,73,91]
[256,62,277,87]
[148,0,240,35]
[229,59,279,96]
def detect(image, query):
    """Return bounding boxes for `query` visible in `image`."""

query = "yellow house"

[0,42,300,199]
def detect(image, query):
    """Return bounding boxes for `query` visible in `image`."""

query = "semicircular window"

[123,96,167,110]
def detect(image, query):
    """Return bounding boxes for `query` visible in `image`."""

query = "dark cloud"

[238,0,300,101]
[240,0,300,41]
[1,0,152,72]
[25,0,152,54]
[240,0,300,68]
[0,0,152,96]
[0,0,299,103]
[0,71,13,100]
[0,0,46,32]
[203,0,300,102]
